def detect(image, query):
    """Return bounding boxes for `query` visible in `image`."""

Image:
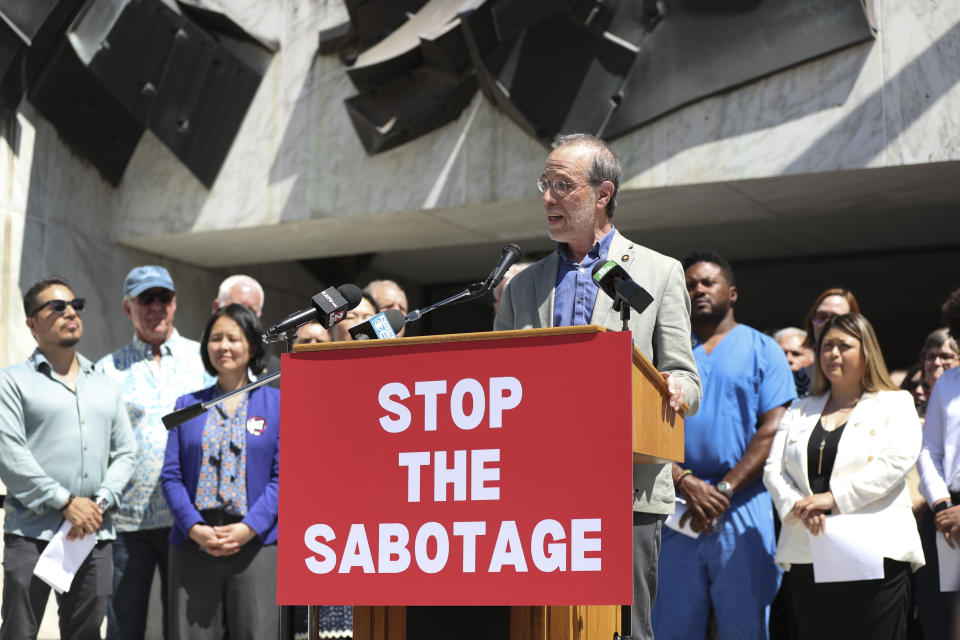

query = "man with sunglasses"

[0,277,136,638]
[96,265,211,640]
[494,134,701,640]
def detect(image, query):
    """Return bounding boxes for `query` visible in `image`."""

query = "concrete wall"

[2,0,958,380]
[96,0,960,253]
[0,103,324,374]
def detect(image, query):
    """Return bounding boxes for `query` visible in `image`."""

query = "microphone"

[266,284,363,336]
[592,260,654,315]
[483,244,522,290]
[349,309,406,340]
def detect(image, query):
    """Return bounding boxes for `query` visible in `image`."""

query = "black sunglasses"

[29,297,86,316]
[136,290,174,306]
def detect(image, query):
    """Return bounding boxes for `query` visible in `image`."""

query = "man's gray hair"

[921,327,959,360]
[217,274,265,313]
[552,133,621,217]
[363,279,404,298]
[773,327,807,343]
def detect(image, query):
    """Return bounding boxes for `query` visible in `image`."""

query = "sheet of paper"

[808,514,884,583]
[664,500,700,539]
[936,532,960,592]
[33,520,97,594]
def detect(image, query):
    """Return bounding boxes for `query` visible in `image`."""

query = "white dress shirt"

[918,366,960,505]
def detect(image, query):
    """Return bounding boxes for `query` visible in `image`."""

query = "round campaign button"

[247,416,267,436]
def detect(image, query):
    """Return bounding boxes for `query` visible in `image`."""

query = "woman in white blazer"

[763,313,923,640]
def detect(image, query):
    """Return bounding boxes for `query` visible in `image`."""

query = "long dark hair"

[200,303,264,376]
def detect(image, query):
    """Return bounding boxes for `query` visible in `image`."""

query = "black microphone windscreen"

[592,260,627,297]
[486,243,523,291]
[337,284,363,308]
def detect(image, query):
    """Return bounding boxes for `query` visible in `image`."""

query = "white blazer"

[762,390,924,571]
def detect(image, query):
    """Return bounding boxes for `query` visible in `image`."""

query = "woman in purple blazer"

[162,304,280,640]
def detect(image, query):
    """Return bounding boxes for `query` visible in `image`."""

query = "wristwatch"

[934,500,953,514]
[95,496,111,512]
[716,481,733,498]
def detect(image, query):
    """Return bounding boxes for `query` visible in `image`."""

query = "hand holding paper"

[665,501,700,539]
[807,514,884,583]
[33,520,97,594]
[62,497,102,539]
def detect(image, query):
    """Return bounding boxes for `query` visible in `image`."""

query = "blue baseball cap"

[123,265,175,298]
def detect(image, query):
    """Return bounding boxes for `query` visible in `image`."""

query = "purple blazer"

[161,384,281,546]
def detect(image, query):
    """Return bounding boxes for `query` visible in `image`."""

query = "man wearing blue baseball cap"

[96,265,211,640]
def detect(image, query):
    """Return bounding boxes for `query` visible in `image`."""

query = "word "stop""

[378,377,522,432]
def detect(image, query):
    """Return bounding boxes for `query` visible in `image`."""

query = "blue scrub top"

[685,324,797,489]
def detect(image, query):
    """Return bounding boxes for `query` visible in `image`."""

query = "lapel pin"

[621,254,629,262]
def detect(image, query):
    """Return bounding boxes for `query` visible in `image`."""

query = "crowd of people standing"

[0,268,409,639]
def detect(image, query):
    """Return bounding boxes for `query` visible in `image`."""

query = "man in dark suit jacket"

[494,133,701,639]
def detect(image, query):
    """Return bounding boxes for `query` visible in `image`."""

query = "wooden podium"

[290,326,685,640]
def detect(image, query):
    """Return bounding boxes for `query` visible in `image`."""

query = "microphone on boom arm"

[265,284,364,339]
[404,244,523,325]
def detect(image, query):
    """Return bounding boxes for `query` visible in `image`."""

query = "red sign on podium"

[277,330,634,606]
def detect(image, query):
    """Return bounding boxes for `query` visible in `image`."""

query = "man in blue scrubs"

[652,252,796,639]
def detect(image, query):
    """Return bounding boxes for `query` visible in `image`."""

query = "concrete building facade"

[0,0,959,636]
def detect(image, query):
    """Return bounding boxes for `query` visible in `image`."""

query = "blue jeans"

[107,528,170,640]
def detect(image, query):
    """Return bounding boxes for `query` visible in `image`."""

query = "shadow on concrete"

[618,38,875,179]
[783,18,960,173]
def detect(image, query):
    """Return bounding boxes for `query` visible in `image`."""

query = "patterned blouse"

[194,392,249,515]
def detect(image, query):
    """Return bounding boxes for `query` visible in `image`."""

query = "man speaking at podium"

[494,133,701,639]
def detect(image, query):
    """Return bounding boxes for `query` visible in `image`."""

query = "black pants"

[1,533,112,640]
[788,558,912,640]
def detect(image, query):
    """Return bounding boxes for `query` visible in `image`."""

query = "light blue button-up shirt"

[0,350,137,541]
[96,330,212,531]
[553,227,615,327]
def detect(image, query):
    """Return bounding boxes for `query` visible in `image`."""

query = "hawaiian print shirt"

[96,329,212,531]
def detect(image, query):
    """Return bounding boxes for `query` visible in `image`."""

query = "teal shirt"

[0,350,137,541]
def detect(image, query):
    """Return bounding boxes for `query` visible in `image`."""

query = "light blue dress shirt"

[0,350,136,541]
[553,227,615,328]
[96,330,212,531]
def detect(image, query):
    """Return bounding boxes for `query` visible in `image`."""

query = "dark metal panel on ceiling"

[326,0,876,153]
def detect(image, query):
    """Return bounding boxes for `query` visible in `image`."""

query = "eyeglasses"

[925,352,959,364]
[137,290,174,306]
[536,175,593,197]
[29,298,85,316]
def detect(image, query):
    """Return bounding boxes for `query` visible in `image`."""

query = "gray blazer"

[494,230,702,514]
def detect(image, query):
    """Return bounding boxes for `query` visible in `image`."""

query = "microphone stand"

[404,281,489,324]
[164,283,494,430]
[161,371,280,429]
[613,297,631,332]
